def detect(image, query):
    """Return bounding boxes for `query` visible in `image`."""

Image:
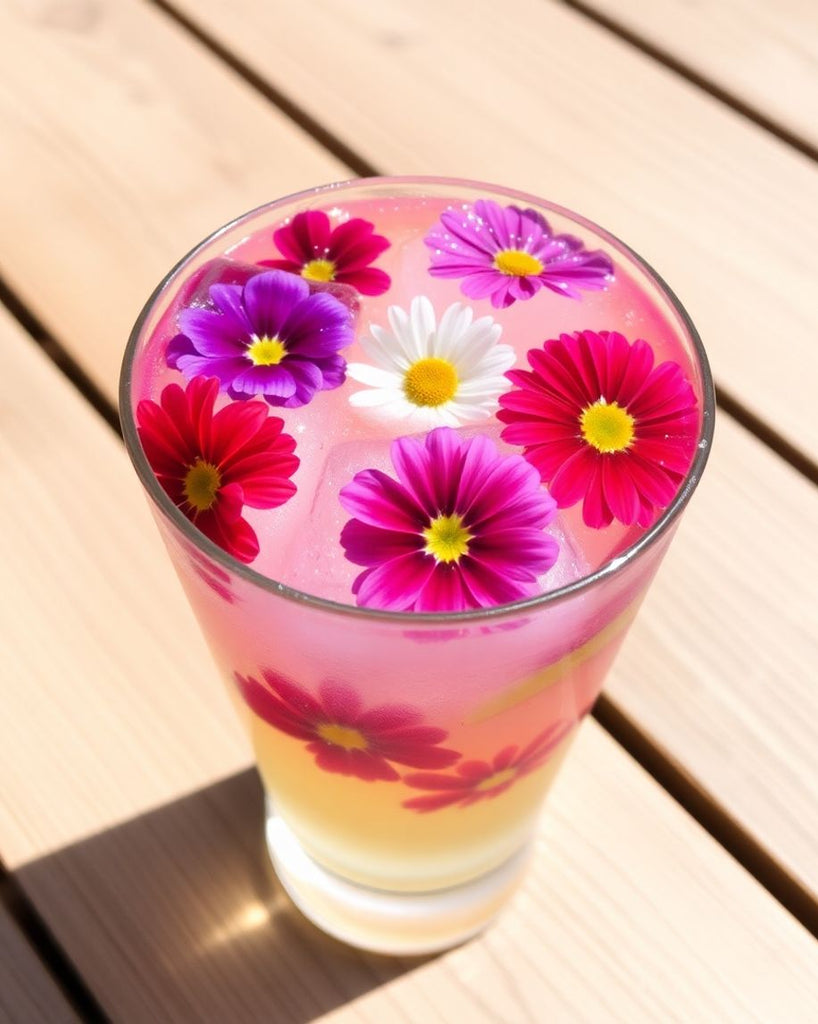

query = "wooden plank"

[157,0,818,460]
[0,886,78,1024]
[0,0,345,401]
[609,412,818,897]
[578,0,818,150]
[2,297,818,1020]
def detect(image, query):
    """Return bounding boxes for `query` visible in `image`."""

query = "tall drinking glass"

[120,177,714,954]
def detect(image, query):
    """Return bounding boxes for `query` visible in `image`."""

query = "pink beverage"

[121,178,713,953]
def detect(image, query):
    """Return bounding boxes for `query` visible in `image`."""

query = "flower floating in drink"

[122,180,711,954]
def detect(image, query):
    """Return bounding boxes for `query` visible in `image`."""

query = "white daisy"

[347,296,515,428]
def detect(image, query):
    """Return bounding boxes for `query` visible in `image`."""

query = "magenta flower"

[339,427,559,613]
[402,718,575,812]
[424,199,613,308]
[166,270,353,408]
[136,377,299,563]
[234,670,460,782]
[498,330,699,529]
[262,209,391,295]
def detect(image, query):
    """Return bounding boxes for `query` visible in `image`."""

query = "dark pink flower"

[136,376,299,563]
[339,427,559,613]
[262,210,391,295]
[424,199,612,308]
[402,719,575,812]
[167,270,353,408]
[234,670,460,782]
[498,330,699,529]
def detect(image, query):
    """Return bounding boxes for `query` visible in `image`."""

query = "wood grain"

[0,0,345,400]
[578,0,818,149]
[159,0,818,460]
[2,283,818,1020]
[0,885,78,1024]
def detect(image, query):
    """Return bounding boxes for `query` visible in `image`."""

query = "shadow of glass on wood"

[14,771,428,1023]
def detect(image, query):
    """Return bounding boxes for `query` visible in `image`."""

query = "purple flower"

[167,270,354,408]
[339,427,559,613]
[424,199,613,308]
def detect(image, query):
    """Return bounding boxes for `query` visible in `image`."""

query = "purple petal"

[173,352,250,387]
[281,293,353,357]
[228,364,297,399]
[179,305,251,357]
[243,270,310,338]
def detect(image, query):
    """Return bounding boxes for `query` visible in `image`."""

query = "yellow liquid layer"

[250,715,575,892]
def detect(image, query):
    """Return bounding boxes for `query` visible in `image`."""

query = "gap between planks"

[554,0,818,163]
[2,276,816,943]
[0,874,108,1023]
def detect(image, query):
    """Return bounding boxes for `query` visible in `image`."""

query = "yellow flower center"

[183,459,221,512]
[492,248,544,277]
[474,768,517,792]
[423,513,472,564]
[246,335,287,366]
[315,722,369,751]
[580,400,635,453]
[301,258,336,282]
[403,357,459,407]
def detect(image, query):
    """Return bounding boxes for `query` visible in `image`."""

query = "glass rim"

[119,174,715,624]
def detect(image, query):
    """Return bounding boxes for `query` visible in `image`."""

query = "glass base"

[264,801,530,955]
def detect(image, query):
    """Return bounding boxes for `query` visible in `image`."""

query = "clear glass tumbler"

[120,176,714,954]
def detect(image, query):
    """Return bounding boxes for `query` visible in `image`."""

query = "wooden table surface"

[2,1,817,1020]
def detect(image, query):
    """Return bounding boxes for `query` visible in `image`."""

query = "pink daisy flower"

[339,427,559,613]
[498,330,699,529]
[262,209,391,295]
[424,199,613,308]
[402,718,575,812]
[234,670,460,782]
[136,376,299,563]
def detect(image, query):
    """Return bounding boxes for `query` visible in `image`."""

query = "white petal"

[446,401,492,423]
[455,376,511,397]
[456,341,515,377]
[435,302,473,354]
[349,387,406,408]
[407,296,436,360]
[360,329,412,371]
[346,363,402,387]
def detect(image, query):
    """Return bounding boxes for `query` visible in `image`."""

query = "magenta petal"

[354,551,435,611]
[341,519,418,566]
[339,468,422,533]
[414,567,473,613]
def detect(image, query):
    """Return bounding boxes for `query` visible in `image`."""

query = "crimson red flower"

[402,719,575,812]
[136,376,299,563]
[234,670,460,782]
[498,330,698,528]
[262,210,391,295]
